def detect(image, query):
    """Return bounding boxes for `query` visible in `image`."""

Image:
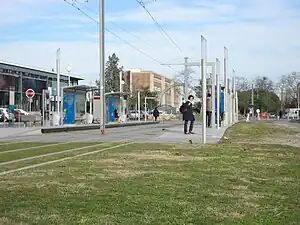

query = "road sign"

[26,89,35,99]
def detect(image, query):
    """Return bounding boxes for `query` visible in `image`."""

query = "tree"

[127,87,158,110]
[254,76,274,91]
[238,91,251,115]
[277,72,300,108]
[95,53,122,93]
[235,76,250,92]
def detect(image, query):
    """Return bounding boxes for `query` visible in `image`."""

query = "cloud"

[0,0,299,86]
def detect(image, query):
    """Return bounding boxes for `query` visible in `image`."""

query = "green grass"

[0,142,101,163]
[223,121,299,143]
[0,123,300,224]
[0,142,53,152]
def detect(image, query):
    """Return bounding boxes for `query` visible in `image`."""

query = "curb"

[41,121,160,134]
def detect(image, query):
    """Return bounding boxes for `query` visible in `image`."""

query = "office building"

[0,61,83,111]
[123,69,182,108]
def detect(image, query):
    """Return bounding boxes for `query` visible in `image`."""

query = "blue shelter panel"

[108,96,117,122]
[220,91,225,113]
[214,92,225,113]
[63,93,76,124]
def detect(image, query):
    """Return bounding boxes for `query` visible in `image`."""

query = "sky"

[0,0,299,85]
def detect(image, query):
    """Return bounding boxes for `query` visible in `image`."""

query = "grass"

[0,122,300,224]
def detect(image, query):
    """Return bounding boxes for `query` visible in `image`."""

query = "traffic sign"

[26,89,35,99]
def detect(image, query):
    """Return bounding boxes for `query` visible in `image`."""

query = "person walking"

[180,95,196,134]
[206,93,212,127]
[153,107,159,121]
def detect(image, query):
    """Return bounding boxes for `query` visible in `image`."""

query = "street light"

[66,66,72,86]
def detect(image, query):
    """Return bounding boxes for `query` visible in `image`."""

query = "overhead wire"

[72,0,155,48]
[63,0,177,72]
[136,0,184,54]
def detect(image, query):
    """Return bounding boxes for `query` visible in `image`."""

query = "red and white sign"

[26,88,35,99]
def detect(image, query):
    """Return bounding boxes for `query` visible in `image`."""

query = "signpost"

[26,88,35,112]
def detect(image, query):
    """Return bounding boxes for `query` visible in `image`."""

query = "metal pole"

[201,35,207,144]
[144,97,147,121]
[61,89,64,125]
[138,91,140,121]
[42,90,45,126]
[20,74,23,109]
[224,47,228,126]
[99,0,105,133]
[251,83,254,119]
[211,64,216,128]
[119,71,123,119]
[297,84,300,109]
[232,69,236,122]
[184,57,188,101]
[216,58,220,129]
[56,48,60,118]
[227,78,232,125]
[68,71,71,86]
[235,91,238,121]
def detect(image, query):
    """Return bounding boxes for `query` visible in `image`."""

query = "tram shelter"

[62,85,98,124]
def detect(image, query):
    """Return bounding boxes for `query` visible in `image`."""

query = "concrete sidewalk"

[147,122,228,144]
[0,127,41,138]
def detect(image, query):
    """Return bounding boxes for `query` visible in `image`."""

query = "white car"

[0,108,10,122]
[15,109,30,115]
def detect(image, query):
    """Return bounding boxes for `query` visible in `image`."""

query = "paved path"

[0,121,228,144]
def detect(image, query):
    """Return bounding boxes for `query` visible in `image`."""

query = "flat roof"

[63,85,98,92]
[0,60,84,80]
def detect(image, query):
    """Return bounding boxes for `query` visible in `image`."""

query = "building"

[123,69,182,108]
[0,61,84,111]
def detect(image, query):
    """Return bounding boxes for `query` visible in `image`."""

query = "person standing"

[114,108,119,122]
[206,93,212,127]
[153,107,159,121]
[180,95,195,134]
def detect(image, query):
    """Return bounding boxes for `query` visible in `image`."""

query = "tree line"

[95,53,158,110]
[95,53,300,114]
[236,72,300,114]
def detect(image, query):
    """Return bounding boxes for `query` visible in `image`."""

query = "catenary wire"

[63,0,177,72]
[136,0,184,54]
[72,0,155,48]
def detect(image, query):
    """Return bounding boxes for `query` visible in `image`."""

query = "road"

[0,121,227,144]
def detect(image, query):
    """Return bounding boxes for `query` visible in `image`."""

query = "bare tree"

[235,76,250,92]
[254,76,274,91]
[277,72,300,108]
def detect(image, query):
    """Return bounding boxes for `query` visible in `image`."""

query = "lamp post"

[66,66,72,86]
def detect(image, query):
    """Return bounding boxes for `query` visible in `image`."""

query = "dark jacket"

[182,101,194,121]
[153,109,159,117]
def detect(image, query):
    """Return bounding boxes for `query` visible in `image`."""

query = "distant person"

[180,95,196,134]
[220,88,225,123]
[206,93,212,127]
[153,107,159,121]
[279,110,282,119]
[114,108,119,122]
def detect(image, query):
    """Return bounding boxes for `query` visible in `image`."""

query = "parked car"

[127,110,149,120]
[14,109,29,122]
[0,108,10,122]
